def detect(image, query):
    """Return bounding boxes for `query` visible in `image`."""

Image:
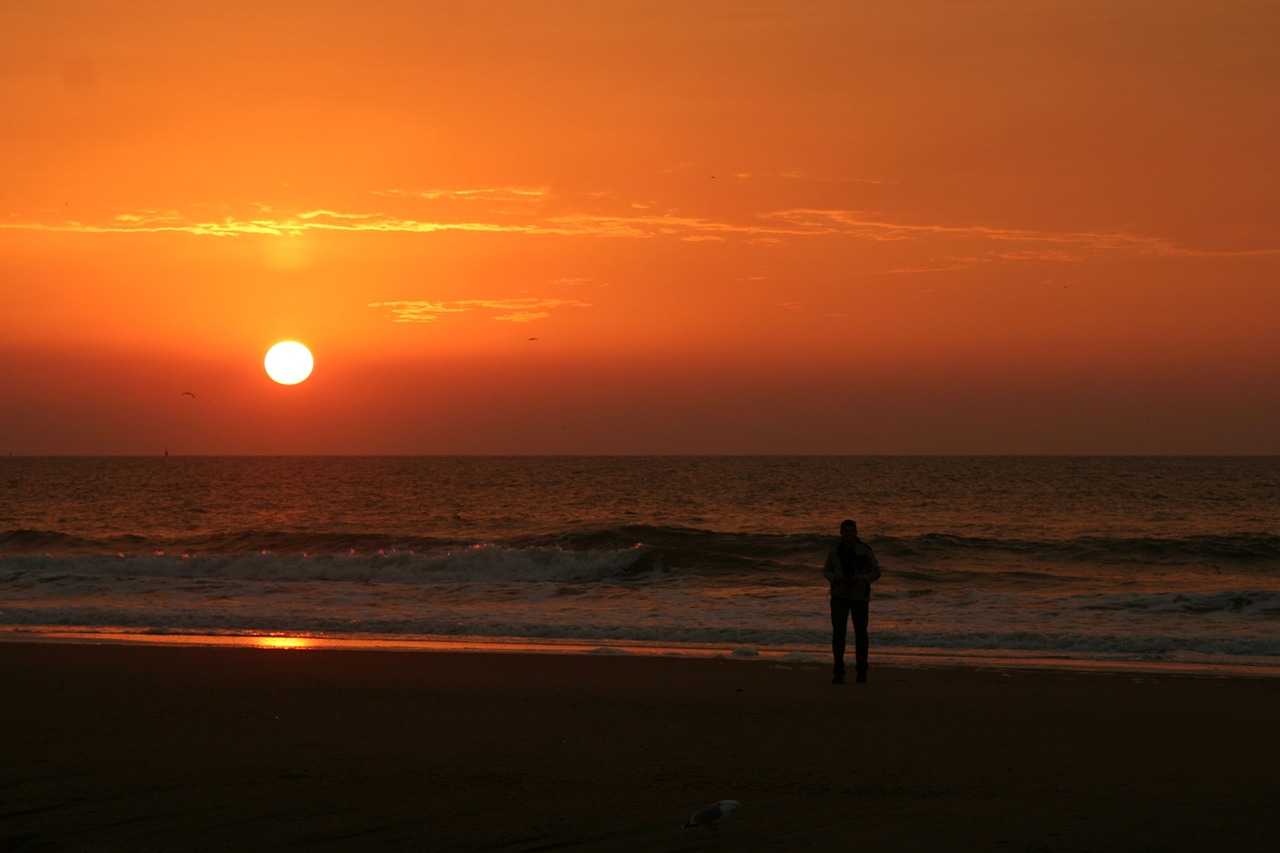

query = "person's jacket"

[823,539,881,601]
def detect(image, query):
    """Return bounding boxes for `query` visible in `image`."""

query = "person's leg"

[830,596,850,681]
[851,599,869,681]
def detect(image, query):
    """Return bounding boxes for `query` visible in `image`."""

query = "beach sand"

[2,643,1275,852]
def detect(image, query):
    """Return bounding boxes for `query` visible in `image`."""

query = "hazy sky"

[3,1,1278,454]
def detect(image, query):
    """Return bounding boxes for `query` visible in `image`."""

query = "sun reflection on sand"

[253,636,314,650]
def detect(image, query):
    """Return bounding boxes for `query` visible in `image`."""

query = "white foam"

[3,551,1278,670]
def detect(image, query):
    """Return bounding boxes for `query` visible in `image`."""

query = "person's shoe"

[855,671,867,683]
[831,674,845,684]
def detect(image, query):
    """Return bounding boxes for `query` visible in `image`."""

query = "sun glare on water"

[264,341,314,385]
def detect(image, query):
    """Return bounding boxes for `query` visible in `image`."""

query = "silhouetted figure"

[823,519,881,683]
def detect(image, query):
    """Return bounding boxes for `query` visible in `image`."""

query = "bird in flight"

[179,391,195,398]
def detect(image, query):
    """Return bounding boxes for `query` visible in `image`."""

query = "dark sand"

[2,643,1276,851]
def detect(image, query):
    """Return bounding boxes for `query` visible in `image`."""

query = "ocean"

[2,456,1277,674]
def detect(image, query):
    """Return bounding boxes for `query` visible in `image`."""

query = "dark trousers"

[830,596,869,676]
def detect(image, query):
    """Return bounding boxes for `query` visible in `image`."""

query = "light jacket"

[823,539,881,601]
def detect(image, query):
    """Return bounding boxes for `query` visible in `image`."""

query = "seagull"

[179,391,195,398]
[684,800,740,836]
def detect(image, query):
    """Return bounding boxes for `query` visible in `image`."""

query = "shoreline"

[3,642,1277,851]
[4,626,1277,679]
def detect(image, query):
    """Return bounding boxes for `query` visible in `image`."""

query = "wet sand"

[2,643,1276,851]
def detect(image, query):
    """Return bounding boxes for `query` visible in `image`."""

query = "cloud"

[493,311,549,323]
[369,297,590,324]
[766,209,1102,246]
[760,208,1276,259]
[0,207,572,237]
[5,189,1277,260]
[366,301,470,322]
[374,187,548,203]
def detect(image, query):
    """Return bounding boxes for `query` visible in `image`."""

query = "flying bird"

[684,800,740,836]
[179,391,195,398]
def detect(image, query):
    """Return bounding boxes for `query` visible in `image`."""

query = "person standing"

[823,519,881,683]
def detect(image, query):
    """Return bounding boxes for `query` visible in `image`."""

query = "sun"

[264,341,314,385]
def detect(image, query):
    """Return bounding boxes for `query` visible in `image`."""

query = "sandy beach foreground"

[2,644,1276,852]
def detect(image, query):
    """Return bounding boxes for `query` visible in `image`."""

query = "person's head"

[839,519,858,542]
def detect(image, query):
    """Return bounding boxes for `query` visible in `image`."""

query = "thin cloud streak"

[5,195,1276,259]
[369,298,591,324]
[0,211,573,238]
[374,187,549,203]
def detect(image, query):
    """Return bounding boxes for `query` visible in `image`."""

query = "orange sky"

[3,1,1278,454]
